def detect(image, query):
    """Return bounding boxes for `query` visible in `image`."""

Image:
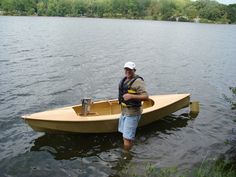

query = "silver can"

[81,98,92,116]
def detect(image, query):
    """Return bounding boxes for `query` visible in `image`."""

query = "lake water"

[0,16,235,176]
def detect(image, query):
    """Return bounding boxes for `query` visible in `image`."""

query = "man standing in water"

[118,62,149,151]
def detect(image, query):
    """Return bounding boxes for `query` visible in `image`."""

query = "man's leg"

[122,115,140,151]
[123,138,134,152]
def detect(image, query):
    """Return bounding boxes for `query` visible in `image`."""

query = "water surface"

[0,16,236,176]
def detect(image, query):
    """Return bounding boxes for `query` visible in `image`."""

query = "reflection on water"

[29,114,192,177]
[30,113,190,166]
[138,114,191,136]
[114,114,192,176]
[31,133,122,160]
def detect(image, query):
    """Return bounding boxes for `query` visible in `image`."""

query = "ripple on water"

[0,123,39,160]
[10,49,33,55]
[22,57,35,61]
[49,88,73,96]
[0,59,9,63]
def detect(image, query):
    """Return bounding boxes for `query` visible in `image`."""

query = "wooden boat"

[21,93,190,133]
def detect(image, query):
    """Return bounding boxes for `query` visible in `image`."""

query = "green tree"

[174,0,190,16]
[184,4,198,19]
[37,1,47,16]
[227,4,236,23]
[101,0,112,17]
[56,0,72,16]
[110,0,128,17]
[14,0,37,15]
[1,0,15,12]
[147,0,160,20]
[199,2,225,21]
[127,0,138,18]
[159,0,177,20]
[47,0,58,16]
[72,0,87,16]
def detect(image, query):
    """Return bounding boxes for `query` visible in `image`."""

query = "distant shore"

[1,13,235,25]
[0,0,236,24]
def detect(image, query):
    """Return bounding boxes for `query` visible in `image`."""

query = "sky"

[215,0,236,4]
[191,0,236,4]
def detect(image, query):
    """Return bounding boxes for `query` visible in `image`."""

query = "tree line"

[0,0,236,24]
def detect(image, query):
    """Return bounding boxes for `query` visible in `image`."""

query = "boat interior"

[72,99,155,116]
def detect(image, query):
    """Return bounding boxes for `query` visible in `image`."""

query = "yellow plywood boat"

[22,94,190,133]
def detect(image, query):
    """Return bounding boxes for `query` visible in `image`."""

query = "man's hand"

[123,93,133,101]
[123,93,149,101]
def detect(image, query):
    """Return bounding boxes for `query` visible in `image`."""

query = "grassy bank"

[118,159,236,177]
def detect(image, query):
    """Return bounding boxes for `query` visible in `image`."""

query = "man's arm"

[123,78,149,101]
[123,93,149,101]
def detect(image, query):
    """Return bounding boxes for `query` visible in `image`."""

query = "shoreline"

[0,14,235,25]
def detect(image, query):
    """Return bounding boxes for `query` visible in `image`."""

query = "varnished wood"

[21,94,190,133]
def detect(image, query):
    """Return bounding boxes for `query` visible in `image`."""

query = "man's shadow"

[30,132,122,160]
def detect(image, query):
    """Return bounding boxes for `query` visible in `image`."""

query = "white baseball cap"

[124,61,136,70]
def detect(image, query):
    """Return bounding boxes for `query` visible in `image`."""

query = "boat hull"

[25,118,118,133]
[22,94,190,133]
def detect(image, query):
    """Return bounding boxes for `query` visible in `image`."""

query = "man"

[118,61,149,151]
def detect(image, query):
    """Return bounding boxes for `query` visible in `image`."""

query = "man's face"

[124,68,135,79]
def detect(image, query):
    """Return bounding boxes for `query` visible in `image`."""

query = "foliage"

[223,87,236,110]
[194,160,236,177]
[0,0,235,24]
[227,4,236,23]
[119,160,236,177]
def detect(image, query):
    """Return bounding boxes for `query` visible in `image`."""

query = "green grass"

[193,160,236,177]
[119,160,236,177]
